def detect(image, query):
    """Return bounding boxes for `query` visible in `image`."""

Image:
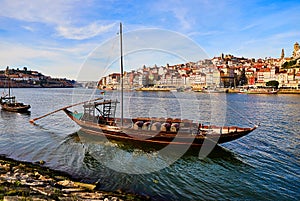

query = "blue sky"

[0,0,299,80]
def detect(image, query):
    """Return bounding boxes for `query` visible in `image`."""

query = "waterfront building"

[256,68,270,85]
[98,73,120,89]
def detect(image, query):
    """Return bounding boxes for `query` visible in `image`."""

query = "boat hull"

[1,103,31,113]
[239,88,279,94]
[64,109,256,149]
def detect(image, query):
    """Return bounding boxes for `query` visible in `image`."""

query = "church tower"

[281,48,285,59]
[292,42,299,58]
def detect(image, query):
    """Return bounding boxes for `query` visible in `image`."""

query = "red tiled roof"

[257,68,271,72]
[8,74,19,78]
[253,64,264,68]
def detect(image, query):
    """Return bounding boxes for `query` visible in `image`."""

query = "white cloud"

[0,0,74,24]
[0,0,114,40]
[187,31,223,37]
[0,41,98,79]
[172,7,192,30]
[240,23,259,31]
[56,22,117,40]
[0,42,57,63]
[22,26,35,32]
[153,0,194,30]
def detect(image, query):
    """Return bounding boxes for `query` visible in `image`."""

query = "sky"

[0,0,300,80]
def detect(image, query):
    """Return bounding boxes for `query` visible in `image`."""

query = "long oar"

[29,97,103,124]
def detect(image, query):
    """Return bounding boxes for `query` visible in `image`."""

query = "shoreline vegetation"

[0,155,149,201]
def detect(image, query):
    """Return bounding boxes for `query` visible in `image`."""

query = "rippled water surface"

[0,88,299,200]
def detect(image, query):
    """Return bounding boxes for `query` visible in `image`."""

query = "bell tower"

[293,42,299,58]
[281,48,284,59]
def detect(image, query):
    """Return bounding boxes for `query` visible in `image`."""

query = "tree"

[282,60,297,68]
[239,68,247,86]
[266,80,279,89]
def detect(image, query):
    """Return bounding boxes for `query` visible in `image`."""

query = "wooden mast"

[120,22,124,126]
[6,66,11,98]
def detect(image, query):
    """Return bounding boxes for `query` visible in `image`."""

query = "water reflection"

[64,130,244,167]
[0,110,30,118]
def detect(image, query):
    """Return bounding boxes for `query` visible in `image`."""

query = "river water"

[0,88,299,200]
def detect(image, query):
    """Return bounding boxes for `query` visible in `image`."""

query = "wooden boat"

[63,99,257,149]
[135,85,177,92]
[246,88,278,94]
[0,67,31,113]
[239,86,278,94]
[201,87,226,93]
[0,96,31,113]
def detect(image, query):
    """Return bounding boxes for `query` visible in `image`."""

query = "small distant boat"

[0,96,31,113]
[135,85,177,92]
[0,67,31,113]
[201,87,226,93]
[239,86,278,94]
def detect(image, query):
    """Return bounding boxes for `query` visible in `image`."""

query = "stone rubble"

[0,158,149,201]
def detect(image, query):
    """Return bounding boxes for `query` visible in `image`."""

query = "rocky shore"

[0,155,149,201]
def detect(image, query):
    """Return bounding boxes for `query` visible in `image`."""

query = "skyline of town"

[98,41,300,90]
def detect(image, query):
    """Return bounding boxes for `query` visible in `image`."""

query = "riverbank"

[277,89,300,94]
[0,155,149,201]
[219,88,300,94]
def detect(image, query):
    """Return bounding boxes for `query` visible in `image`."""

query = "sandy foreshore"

[0,155,149,200]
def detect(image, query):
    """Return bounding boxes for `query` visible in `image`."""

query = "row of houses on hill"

[98,53,300,90]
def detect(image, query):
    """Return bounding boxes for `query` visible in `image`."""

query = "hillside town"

[98,42,300,92]
[1,42,300,91]
[0,67,79,88]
